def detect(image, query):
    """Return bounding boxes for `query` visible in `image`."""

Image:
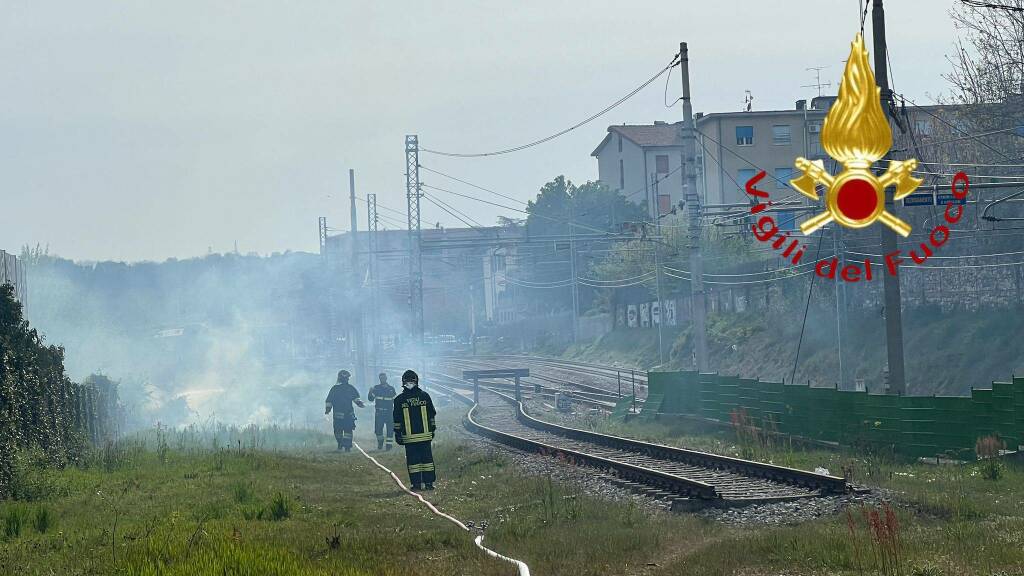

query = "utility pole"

[349,169,367,390]
[405,135,424,348]
[318,216,336,362]
[568,190,580,343]
[367,194,380,375]
[651,174,665,367]
[680,41,708,371]
[872,0,906,395]
[834,226,848,389]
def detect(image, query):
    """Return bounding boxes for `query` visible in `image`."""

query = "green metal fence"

[647,371,1024,459]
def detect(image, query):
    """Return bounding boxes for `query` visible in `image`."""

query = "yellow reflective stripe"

[420,405,429,433]
[393,423,401,430]
[408,463,436,472]
[402,406,412,435]
[402,432,433,442]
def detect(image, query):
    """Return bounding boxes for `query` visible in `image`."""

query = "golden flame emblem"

[789,33,921,237]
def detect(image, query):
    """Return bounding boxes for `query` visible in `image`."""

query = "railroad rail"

[435,357,631,403]
[433,360,621,407]
[433,370,848,508]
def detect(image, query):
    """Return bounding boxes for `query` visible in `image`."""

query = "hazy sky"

[2,1,962,262]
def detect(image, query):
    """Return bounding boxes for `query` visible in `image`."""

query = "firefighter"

[393,369,436,490]
[325,370,364,451]
[367,372,397,450]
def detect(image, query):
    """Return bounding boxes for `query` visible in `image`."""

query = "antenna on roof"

[743,90,753,112]
[802,66,831,97]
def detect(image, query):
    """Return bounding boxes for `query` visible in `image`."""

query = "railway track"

[433,358,623,407]
[434,356,638,401]
[436,375,848,508]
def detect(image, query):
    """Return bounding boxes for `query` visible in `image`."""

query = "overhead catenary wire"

[420,54,680,157]
[421,192,488,231]
[421,182,625,237]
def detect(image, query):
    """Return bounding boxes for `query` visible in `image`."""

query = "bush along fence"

[645,370,1024,460]
[0,284,121,498]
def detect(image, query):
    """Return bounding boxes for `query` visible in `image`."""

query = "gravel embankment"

[458,401,893,525]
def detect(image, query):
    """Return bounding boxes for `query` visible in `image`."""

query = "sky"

[1,0,964,262]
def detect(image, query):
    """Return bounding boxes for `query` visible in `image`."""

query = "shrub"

[3,506,26,539]
[232,481,255,504]
[268,493,290,521]
[33,506,51,534]
[975,435,1005,481]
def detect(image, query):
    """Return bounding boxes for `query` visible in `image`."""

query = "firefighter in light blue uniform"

[367,372,397,450]
[393,370,436,490]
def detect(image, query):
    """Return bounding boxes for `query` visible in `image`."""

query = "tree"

[525,176,646,238]
[946,1,1024,107]
[940,1,1024,157]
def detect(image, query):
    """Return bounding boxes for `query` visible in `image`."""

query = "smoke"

[24,252,359,431]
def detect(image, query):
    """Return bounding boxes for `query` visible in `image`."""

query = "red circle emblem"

[836,178,877,221]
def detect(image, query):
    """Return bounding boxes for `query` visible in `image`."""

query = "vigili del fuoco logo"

[743,33,970,283]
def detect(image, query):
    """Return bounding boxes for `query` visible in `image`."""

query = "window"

[776,210,797,231]
[658,194,671,215]
[809,133,825,157]
[774,167,793,189]
[735,125,753,146]
[619,159,624,189]
[772,124,791,145]
[655,154,669,174]
[914,119,932,137]
[738,168,756,195]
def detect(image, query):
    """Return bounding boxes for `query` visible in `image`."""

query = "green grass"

[3,406,1024,575]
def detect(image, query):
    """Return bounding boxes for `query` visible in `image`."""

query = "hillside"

[564,306,1024,395]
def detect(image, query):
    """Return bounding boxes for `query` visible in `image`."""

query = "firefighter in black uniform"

[367,372,397,451]
[393,370,437,490]
[325,370,364,451]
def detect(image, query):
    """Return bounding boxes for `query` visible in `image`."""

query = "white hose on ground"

[354,442,532,576]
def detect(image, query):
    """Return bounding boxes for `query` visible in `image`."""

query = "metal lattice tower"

[366,194,380,371]
[318,216,328,260]
[405,135,424,345]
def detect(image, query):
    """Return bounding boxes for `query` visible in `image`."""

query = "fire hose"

[354,442,532,576]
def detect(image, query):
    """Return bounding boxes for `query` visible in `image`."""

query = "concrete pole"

[872,0,906,395]
[680,42,708,371]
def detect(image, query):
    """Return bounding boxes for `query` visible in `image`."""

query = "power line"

[421,192,488,230]
[790,231,827,385]
[421,53,680,157]
[961,0,1024,11]
[896,94,1017,162]
[421,182,622,237]
[847,248,1024,260]
[890,126,1020,154]
[420,166,527,206]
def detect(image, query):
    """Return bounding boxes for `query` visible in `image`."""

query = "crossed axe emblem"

[789,157,921,237]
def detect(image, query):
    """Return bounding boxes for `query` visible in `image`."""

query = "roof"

[591,122,683,156]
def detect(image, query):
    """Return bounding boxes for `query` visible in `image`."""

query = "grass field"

[3,404,1024,575]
